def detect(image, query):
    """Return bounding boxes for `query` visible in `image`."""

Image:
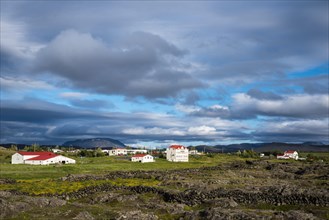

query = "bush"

[239,150,258,158]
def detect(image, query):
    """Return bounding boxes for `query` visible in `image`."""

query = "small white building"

[11,151,76,165]
[277,150,299,160]
[127,149,148,155]
[166,145,189,162]
[109,148,128,156]
[52,149,63,153]
[109,148,148,156]
[189,150,200,155]
[131,154,154,163]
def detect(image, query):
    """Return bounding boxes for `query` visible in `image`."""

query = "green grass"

[0,147,15,164]
[0,152,248,197]
[0,178,160,195]
[0,153,243,180]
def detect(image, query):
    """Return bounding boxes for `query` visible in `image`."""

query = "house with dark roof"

[11,151,76,165]
[166,145,189,162]
[131,154,154,163]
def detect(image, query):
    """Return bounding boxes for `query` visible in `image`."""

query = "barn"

[11,151,76,165]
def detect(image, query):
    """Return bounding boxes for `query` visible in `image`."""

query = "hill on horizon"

[62,138,126,149]
[193,142,329,153]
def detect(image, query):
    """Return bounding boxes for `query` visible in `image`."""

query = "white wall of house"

[131,155,154,163]
[285,151,299,160]
[25,156,76,165]
[127,149,148,155]
[166,147,189,162]
[189,150,199,155]
[109,148,128,156]
[11,153,25,164]
[11,153,39,164]
[52,155,76,164]
[276,155,289,159]
[25,160,48,165]
[277,151,299,160]
[12,152,76,165]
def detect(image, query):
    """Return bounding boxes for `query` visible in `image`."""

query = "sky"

[0,1,328,147]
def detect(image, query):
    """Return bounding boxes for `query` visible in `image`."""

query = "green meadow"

[0,148,246,196]
[0,153,245,180]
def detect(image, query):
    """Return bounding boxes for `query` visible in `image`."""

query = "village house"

[127,149,148,155]
[166,145,189,162]
[277,150,299,160]
[11,151,76,165]
[189,149,200,155]
[108,148,128,156]
[51,149,63,153]
[131,154,154,163]
[108,148,148,156]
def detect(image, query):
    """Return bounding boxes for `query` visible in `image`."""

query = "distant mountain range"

[192,142,329,153]
[62,138,126,149]
[1,139,328,152]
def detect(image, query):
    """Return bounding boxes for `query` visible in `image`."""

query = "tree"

[95,148,105,157]
[10,144,17,151]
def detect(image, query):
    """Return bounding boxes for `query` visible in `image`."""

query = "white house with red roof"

[11,151,76,165]
[166,145,189,162]
[277,150,299,160]
[131,154,154,163]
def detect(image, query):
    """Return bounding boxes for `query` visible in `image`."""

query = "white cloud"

[232,93,329,118]
[1,19,44,59]
[187,125,216,135]
[175,103,201,114]
[253,119,329,142]
[122,127,185,136]
[59,92,89,99]
[0,76,54,91]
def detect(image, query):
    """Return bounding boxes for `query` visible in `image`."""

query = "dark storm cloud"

[252,119,329,143]
[188,93,329,120]
[69,99,114,109]
[0,121,52,144]
[200,2,328,82]
[299,75,329,95]
[246,89,283,101]
[0,105,109,124]
[191,106,231,119]
[1,1,328,145]
[0,98,248,144]
[33,30,203,99]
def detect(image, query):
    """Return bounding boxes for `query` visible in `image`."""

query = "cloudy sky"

[1,1,328,147]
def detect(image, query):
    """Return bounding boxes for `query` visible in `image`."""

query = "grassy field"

[1,148,329,219]
[0,149,246,180]
[0,149,247,196]
[2,148,329,180]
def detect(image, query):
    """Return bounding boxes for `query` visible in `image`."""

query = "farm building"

[277,150,299,160]
[166,145,189,162]
[11,151,76,165]
[109,148,128,156]
[131,154,154,163]
[109,148,148,156]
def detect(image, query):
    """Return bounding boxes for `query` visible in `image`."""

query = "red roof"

[17,151,58,161]
[132,154,148,158]
[169,145,186,149]
[285,150,296,154]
